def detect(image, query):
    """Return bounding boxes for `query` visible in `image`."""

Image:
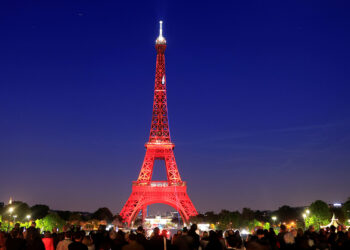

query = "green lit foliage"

[1,202,31,221]
[309,200,331,229]
[263,222,271,230]
[35,213,65,232]
[247,219,262,231]
[305,215,317,229]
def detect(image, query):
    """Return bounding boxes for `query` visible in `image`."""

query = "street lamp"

[302,213,307,230]
[7,207,14,232]
[272,216,277,226]
[26,215,31,220]
[306,209,310,215]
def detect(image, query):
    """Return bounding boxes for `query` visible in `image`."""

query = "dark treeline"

[190,199,350,231]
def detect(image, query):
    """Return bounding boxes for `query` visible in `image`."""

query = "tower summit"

[156,20,166,44]
[120,21,198,226]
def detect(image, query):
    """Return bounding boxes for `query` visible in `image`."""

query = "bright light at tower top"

[156,20,166,44]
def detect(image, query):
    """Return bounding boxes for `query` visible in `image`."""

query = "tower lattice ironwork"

[120,21,198,226]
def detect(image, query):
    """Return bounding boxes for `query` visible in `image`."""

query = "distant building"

[329,203,343,208]
[145,215,172,228]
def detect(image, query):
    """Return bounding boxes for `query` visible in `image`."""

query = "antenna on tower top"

[159,21,163,37]
[156,20,166,44]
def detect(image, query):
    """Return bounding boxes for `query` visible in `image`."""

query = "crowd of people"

[0,222,350,250]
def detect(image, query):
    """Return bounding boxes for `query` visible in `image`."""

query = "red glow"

[119,33,197,226]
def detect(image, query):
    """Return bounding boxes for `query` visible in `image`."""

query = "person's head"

[10,229,20,239]
[182,227,188,235]
[98,225,106,232]
[14,223,20,229]
[291,229,297,237]
[226,236,238,248]
[280,224,287,232]
[124,232,130,242]
[209,230,217,239]
[30,222,36,228]
[64,231,72,240]
[234,230,241,237]
[297,228,303,237]
[337,225,341,232]
[109,230,117,240]
[52,227,58,234]
[309,225,315,233]
[256,229,264,239]
[161,230,167,238]
[176,230,182,236]
[283,232,295,244]
[190,224,197,231]
[128,233,137,242]
[44,231,51,238]
[153,227,160,236]
[82,236,93,246]
[73,231,83,242]
[137,226,144,234]
[202,231,208,238]
[330,225,336,233]
[26,227,40,241]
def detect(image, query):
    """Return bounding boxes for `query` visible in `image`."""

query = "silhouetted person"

[6,230,26,250]
[188,224,200,250]
[122,233,144,250]
[26,227,45,250]
[68,231,88,250]
[42,231,55,250]
[57,231,73,250]
[205,231,222,250]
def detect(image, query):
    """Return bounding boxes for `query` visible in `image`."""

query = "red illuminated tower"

[120,21,198,226]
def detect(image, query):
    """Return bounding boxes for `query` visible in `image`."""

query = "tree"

[56,211,72,221]
[1,201,31,221]
[342,198,350,220]
[263,222,271,230]
[276,205,298,223]
[309,200,331,229]
[241,208,254,227]
[31,204,49,220]
[204,211,218,224]
[36,213,65,232]
[217,210,241,229]
[330,207,345,223]
[69,213,83,225]
[190,213,206,224]
[92,208,114,222]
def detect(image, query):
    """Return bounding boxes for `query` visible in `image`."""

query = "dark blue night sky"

[1,0,350,214]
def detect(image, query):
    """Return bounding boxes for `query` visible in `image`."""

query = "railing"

[132,181,186,187]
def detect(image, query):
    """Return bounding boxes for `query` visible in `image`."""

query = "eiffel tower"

[119,21,198,226]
